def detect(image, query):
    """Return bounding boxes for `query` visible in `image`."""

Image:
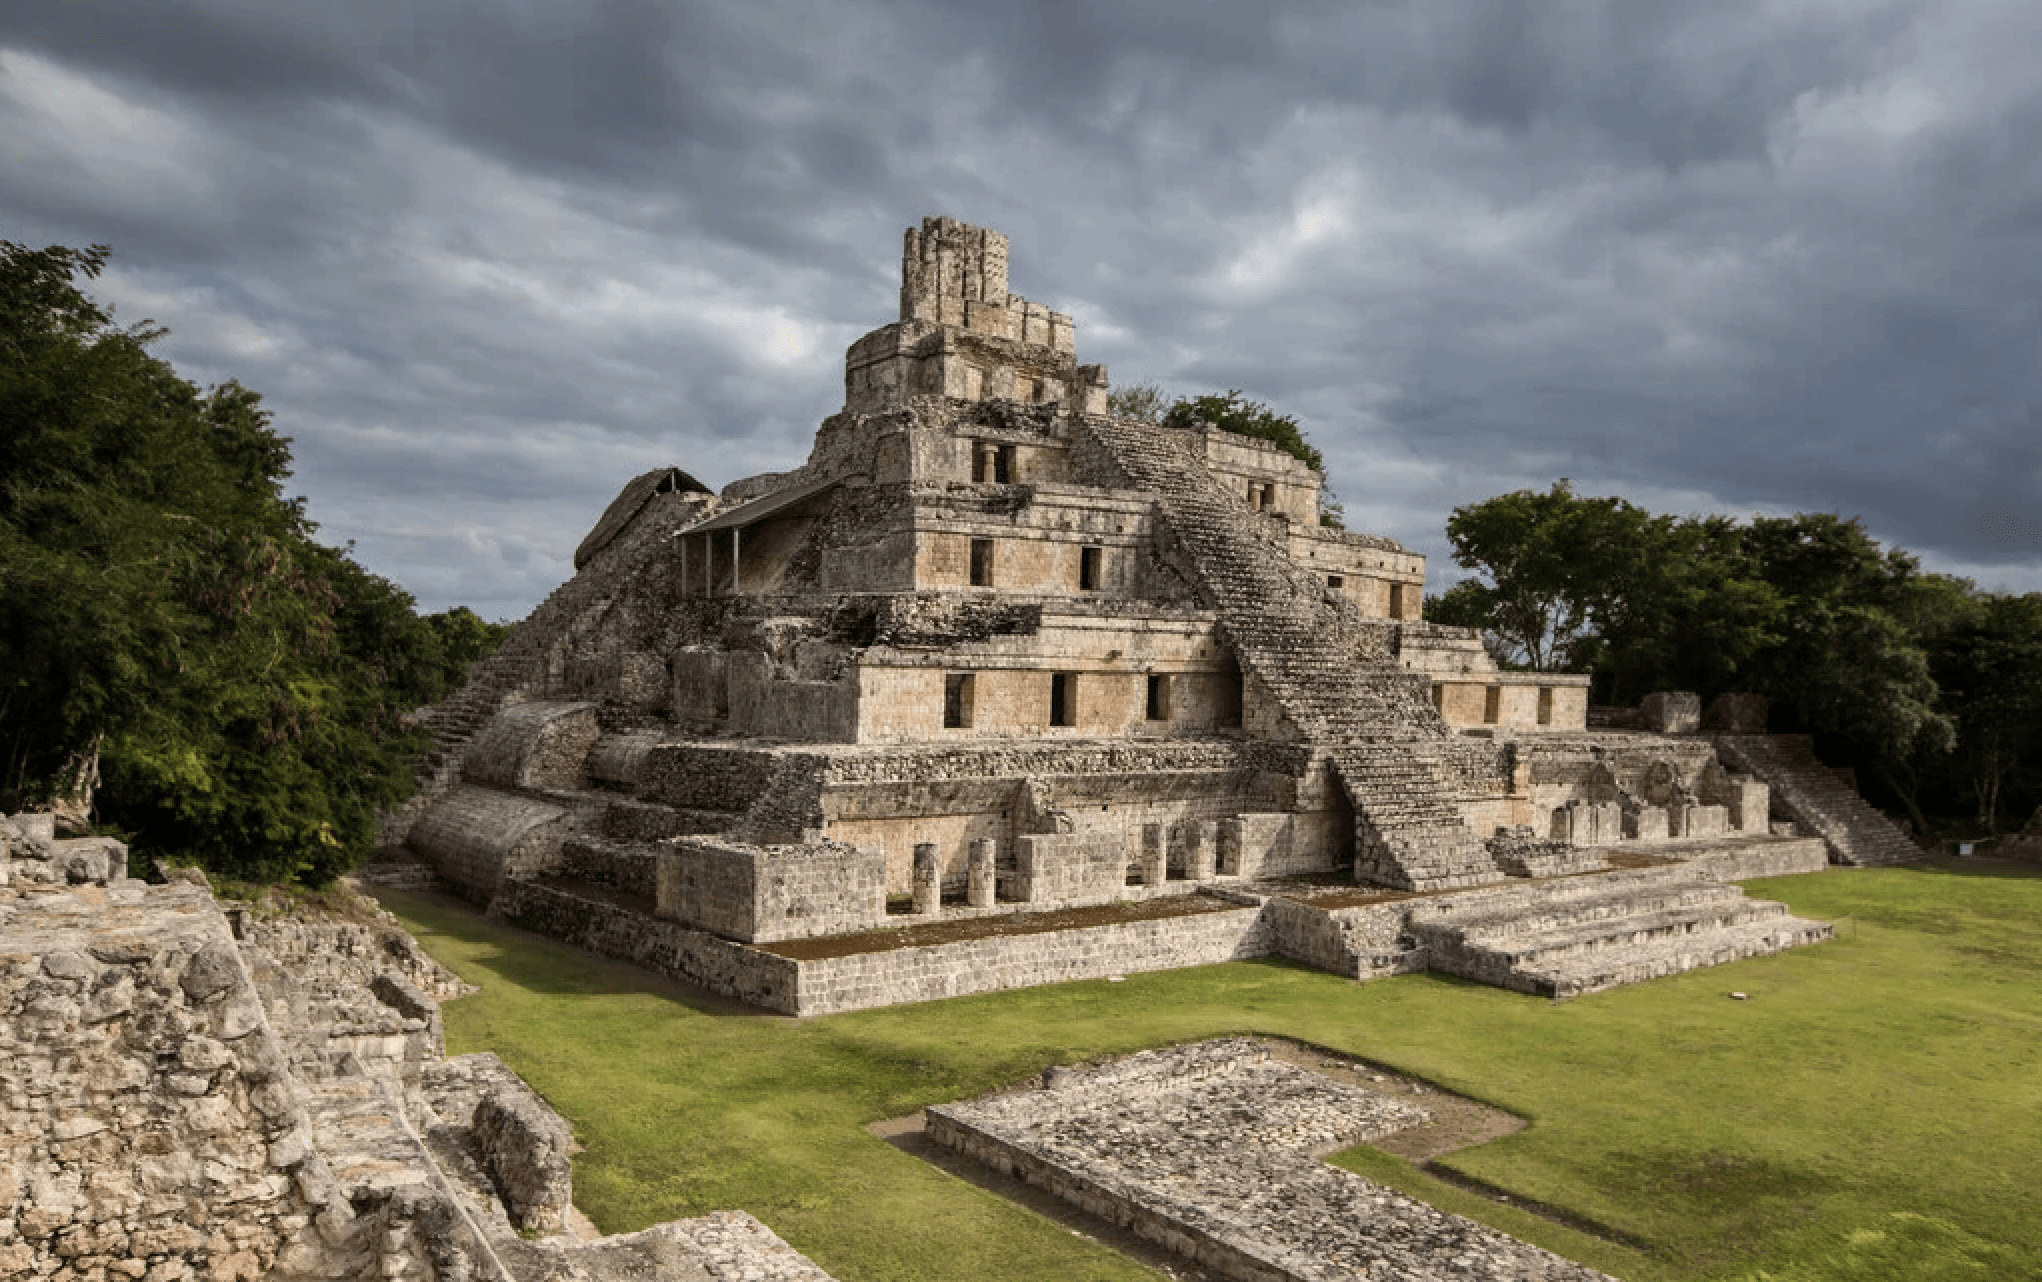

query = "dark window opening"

[1389,582,1408,618]
[1050,672,1077,727]
[1432,683,1445,712]
[969,538,994,587]
[1079,545,1102,591]
[944,673,975,729]
[1327,575,1344,590]
[995,444,1015,483]
[1536,686,1553,726]
[1146,673,1171,721]
[1483,685,1502,725]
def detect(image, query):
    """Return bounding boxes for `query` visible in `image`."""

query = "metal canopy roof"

[685,477,839,535]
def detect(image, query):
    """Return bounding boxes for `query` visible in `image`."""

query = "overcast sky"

[5,1,2039,620]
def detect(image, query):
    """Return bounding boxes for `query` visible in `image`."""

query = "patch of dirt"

[759,894,1242,960]
[1254,1036,1527,1160]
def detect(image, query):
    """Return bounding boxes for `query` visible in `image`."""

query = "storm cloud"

[4,0,2037,618]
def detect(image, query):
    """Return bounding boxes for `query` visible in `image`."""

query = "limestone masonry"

[385,215,1922,1013]
[0,814,840,1282]
[927,1038,1614,1282]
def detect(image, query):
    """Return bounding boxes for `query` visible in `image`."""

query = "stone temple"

[383,216,1920,1015]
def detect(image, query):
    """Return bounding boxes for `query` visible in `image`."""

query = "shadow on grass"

[364,884,792,1021]
[1903,856,2042,881]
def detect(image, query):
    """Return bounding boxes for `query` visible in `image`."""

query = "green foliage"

[1928,592,2042,832]
[1162,388,1325,474]
[373,859,2042,1281]
[1104,380,1169,424]
[1436,484,2041,826]
[0,240,501,884]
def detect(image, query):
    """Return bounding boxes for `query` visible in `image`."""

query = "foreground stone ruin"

[0,814,838,1282]
[927,1039,1613,1282]
[385,215,1920,1014]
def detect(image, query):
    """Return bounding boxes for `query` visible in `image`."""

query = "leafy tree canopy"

[1162,389,1325,474]
[0,240,506,884]
[1425,481,2040,831]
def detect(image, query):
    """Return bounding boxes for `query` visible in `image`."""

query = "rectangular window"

[1050,672,1077,727]
[969,538,994,587]
[1079,545,1102,591]
[1327,575,1344,590]
[944,673,975,729]
[995,444,1016,482]
[1483,685,1502,725]
[1146,673,1172,721]
[1431,683,1445,712]
[1388,582,1407,618]
[1536,686,1553,726]
[971,444,990,483]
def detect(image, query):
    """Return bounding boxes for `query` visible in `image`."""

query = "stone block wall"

[783,900,1270,1017]
[463,701,600,791]
[1013,832,1128,905]
[0,880,354,1282]
[406,785,574,902]
[492,879,801,1011]
[654,838,888,943]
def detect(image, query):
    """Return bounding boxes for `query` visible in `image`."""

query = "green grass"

[369,858,2042,1281]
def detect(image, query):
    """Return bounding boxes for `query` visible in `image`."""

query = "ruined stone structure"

[0,812,839,1282]
[927,1038,1613,1281]
[388,216,1920,1014]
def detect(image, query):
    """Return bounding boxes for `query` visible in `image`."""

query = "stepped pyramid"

[388,215,1851,1013]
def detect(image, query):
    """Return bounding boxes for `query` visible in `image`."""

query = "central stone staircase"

[1079,417,1504,892]
[1408,863,1834,998]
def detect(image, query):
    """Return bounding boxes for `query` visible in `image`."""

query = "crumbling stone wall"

[2,820,841,1282]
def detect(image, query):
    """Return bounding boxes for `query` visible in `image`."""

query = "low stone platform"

[1409,863,1833,998]
[925,1038,1614,1281]
[462,835,1835,1016]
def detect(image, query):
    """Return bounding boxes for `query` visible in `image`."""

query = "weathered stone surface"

[930,1039,1613,1281]
[0,851,842,1282]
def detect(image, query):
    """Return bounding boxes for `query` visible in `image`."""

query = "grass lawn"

[368,858,2042,1282]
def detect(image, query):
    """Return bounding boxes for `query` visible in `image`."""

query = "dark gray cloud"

[3,0,2037,619]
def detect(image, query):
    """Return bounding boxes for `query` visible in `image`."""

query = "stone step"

[1456,897,1796,971]
[1523,914,1834,999]
[1439,880,1747,940]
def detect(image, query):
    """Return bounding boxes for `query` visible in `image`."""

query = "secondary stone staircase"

[1713,734,1920,866]
[1078,418,1503,892]
[1409,863,1834,998]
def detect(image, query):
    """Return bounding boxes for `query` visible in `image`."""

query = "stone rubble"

[0,815,842,1282]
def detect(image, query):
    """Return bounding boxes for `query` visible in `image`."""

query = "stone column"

[1184,821,1215,882]
[967,838,996,908]
[1140,824,1167,886]
[912,842,941,916]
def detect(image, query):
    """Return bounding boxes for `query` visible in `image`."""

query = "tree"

[1928,593,2042,833]
[1106,381,1169,424]
[1162,389,1325,474]
[0,240,499,884]
[1436,481,1678,672]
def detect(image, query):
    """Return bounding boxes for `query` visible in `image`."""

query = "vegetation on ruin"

[1428,481,2042,835]
[371,859,2042,1282]
[0,241,508,882]
[1110,381,1344,526]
